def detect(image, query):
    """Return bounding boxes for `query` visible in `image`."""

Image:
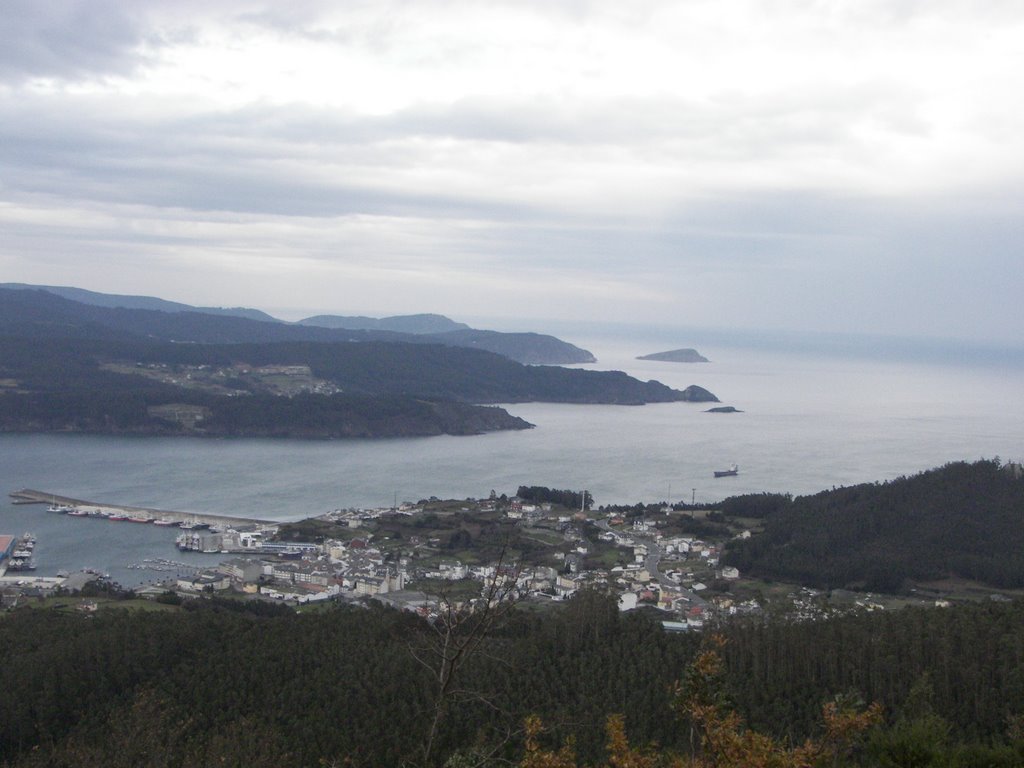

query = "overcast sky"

[1,1,1022,344]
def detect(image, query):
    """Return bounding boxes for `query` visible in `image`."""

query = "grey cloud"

[0,96,544,222]
[0,77,934,230]
[0,1,154,82]
[0,0,349,84]
[195,86,919,154]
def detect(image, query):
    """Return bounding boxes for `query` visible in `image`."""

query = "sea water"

[2,333,1022,584]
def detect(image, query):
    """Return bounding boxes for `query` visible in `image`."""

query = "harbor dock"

[8,489,280,528]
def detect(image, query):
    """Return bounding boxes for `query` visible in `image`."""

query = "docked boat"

[7,557,36,571]
[714,464,739,478]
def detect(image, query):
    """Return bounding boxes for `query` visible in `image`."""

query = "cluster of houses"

[3,495,987,619]
[147,499,765,628]
[163,533,406,604]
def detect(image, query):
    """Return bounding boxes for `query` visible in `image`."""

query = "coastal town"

[1,488,951,620]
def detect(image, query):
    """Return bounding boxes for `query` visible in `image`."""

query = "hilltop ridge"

[0,283,593,365]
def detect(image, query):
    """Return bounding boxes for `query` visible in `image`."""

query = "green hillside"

[723,459,1024,592]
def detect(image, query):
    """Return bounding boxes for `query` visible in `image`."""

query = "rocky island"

[679,385,719,402]
[637,347,709,363]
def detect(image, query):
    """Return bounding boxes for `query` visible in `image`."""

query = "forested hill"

[0,332,713,438]
[0,282,280,322]
[0,336,701,405]
[2,594,1024,767]
[722,459,1024,592]
[0,286,595,364]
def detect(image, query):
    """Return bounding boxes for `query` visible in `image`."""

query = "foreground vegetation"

[3,592,1024,766]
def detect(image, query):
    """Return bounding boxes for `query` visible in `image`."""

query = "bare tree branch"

[412,541,522,767]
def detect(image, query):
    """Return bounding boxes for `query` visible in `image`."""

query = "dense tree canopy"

[723,460,1024,591]
[3,594,1024,766]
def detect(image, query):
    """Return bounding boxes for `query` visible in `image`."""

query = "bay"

[2,335,1022,584]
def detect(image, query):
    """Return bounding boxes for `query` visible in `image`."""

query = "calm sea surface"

[2,335,1022,584]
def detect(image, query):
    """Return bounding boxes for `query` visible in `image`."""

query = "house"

[177,572,231,593]
[437,561,468,580]
[658,589,681,611]
[355,576,388,596]
[236,530,265,549]
[219,558,265,583]
[555,574,577,598]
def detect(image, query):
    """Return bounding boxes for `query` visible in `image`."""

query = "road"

[598,517,708,608]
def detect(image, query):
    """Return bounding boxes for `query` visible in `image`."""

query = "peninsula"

[0,287,720,439]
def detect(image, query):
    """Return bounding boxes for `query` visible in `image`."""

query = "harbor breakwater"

[8,489,279,528]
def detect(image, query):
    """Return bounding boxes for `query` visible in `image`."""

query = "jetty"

[8,489,279,528]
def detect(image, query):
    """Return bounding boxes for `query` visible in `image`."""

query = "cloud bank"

[1,0,1022,343]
